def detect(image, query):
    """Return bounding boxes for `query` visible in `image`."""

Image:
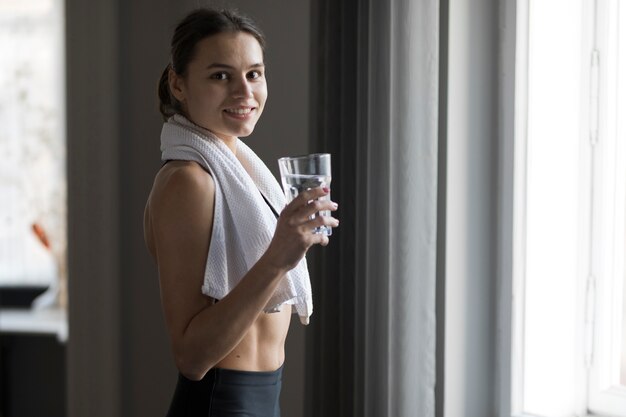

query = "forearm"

[175,252,288,380]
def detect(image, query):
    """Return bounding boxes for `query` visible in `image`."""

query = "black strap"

[260,192,280,219]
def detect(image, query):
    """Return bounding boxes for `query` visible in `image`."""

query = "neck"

[178,114,238,155]
[214,134,238,155]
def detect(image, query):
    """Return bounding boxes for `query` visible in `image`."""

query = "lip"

[223,106,256,120]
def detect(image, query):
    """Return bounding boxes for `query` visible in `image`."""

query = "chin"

[234,125,257,138]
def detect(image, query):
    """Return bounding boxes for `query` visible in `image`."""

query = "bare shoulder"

[144,161,215,259]
[152,161,214,202]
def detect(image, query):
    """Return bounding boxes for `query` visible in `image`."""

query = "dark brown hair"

[158,8,266,120]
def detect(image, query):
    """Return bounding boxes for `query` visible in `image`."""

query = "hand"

[265,187,339,271]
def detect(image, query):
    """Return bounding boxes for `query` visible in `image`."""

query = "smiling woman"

[145,8,338,417]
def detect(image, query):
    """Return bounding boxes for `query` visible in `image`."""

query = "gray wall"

[67,1,309,416]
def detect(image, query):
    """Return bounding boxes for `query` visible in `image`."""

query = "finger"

[306,231,330,247]
[280,187,327,218]
[294,199,338,222]
[289,201,326,226]
[297,199,325,220]
[301,214,339,231]
[317,235,330,246]
[288,186,329,209]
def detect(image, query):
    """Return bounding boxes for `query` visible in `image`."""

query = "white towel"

[160,114,313,325]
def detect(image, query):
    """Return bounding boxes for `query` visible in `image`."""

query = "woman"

[144,8,338,417]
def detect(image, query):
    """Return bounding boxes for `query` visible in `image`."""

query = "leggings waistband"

[167,365,283,417]
[211,365,283,385]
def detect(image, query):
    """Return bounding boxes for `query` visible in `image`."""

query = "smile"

[224,107,254,115]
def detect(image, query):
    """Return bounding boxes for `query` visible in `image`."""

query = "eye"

[210,72,229,80]
[247,70,263,80]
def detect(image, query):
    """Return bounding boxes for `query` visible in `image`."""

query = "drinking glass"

[278,153,332,235]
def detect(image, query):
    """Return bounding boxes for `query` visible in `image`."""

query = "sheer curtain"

[308,0,440,416]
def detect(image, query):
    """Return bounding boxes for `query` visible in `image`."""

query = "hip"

[166,365,283,417]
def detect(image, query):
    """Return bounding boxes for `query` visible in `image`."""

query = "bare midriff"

[214,305,291,372]
[144,203,292,374]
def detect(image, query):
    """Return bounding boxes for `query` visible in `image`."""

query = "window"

[0,0,66,299]
[511,0,626,416]
[587,0,626,414]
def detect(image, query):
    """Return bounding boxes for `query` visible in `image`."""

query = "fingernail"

[331,202,338,209]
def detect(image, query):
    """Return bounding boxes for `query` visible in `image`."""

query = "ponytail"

[157,64,181,121]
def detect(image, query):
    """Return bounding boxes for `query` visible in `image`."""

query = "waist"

[211,365,283,385]
[168,366,283,417]
[216,308,291,371]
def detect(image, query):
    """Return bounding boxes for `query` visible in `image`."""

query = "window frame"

[587,0,626,413]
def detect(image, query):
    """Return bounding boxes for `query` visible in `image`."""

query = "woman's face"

[169,31,267,143]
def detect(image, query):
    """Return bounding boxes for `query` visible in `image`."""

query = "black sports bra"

[260,192,280,219]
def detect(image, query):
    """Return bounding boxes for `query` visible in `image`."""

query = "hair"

[158,8,266,120]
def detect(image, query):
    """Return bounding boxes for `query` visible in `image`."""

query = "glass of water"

[278,153,332,235]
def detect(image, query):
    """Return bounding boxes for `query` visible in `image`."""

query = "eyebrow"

[205,62,265,70]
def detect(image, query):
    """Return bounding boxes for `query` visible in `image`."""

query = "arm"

[148,162,337,380]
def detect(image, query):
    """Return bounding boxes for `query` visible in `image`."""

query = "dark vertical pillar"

[307,1,363,416]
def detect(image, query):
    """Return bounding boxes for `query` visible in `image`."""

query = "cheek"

[257,86,268,109]
[189,92,219,115]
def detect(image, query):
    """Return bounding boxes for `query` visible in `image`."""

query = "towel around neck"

[159,115,313,325]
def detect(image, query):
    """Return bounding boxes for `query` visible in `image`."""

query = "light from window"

[515,0,626,416]
[587,0,626,414]
[521,0,585,415]
[617,0,626,391]
[0,0,66,290]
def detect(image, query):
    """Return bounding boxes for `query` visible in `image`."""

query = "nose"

[231,75,253,99]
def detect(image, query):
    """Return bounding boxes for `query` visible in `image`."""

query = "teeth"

[225,108,252,115]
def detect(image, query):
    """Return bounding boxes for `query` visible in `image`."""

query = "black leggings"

[166,366,283,417]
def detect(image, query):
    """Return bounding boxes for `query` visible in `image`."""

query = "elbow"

[180,369,206,382]
[175,352,212,382]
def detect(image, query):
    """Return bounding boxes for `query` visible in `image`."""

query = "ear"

[168,68,186,103]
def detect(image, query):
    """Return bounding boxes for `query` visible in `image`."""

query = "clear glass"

[277,153,332,235]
